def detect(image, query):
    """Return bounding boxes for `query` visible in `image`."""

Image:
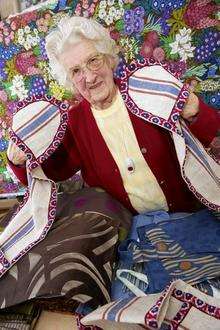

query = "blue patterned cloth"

[111,209,220,300]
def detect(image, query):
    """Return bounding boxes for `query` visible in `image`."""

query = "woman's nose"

[84,67,97,83]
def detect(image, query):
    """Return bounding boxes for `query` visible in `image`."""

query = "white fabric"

[82,279,220,329]
[124,63,220,211]
[0,97,68,277]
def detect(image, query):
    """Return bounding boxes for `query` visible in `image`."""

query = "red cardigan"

[10,97,220,214]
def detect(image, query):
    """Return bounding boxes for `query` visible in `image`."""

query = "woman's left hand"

[181,92,199,121]
[181,81,199,121]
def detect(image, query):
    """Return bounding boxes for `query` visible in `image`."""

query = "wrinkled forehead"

[59,39,98,68]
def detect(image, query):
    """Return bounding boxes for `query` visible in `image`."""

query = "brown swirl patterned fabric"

[0,188,132,311]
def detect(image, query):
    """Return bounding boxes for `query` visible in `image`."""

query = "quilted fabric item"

[0,94,69,277]
[119,59,220,210]
[81,279,220,330]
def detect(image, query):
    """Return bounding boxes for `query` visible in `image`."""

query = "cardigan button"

[160,180,165,185]
[141,147,147,154]
[114,168,118,173]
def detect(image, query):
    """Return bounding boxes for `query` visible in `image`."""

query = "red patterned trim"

[145,281,173,329]
[0,249,10,271]
[170,301,191,330]
[118,58,190,136]
[170,287,220,329]
[9,94,69,171]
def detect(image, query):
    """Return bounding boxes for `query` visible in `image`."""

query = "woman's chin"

[91,92,109,105]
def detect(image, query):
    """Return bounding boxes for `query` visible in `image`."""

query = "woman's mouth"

[89,81,103,90]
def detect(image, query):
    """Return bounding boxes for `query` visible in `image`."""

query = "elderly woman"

[3,16,220,314]
[8,16,220,214]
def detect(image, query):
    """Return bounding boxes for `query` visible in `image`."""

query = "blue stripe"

[2,218,34,252]
[17,105,58,139]
[107,297,133,321]
[129,77,180,96]
[182,127,210,169]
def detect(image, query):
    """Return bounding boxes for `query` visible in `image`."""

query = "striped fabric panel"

[182,125,220,185]
[136,225,220,285]
[16,104,58,141]
[1,217,34,253]
[129,75,181,101]
[105,296,135,321]
[14,103,51,132]
[171,265,220,285]
[24,111,59,145]
[134,254,220,285]
[133,243,186,263]
[116,297,141,323]
[132,73,181,89]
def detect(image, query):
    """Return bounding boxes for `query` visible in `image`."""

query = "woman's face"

[60,39,116,109]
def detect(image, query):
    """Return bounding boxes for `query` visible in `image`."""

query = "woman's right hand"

[7,141,27,166]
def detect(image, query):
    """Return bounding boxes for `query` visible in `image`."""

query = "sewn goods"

[0,95,69,278]
[119,59,220,210]
[81,279,220,329]
[111,209,220,302]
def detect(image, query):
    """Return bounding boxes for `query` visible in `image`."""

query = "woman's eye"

[72,68,80,75]
[90,57,99,64]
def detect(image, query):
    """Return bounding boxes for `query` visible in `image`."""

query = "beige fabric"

[82,279,220,329]
[0,166,53,262]
[125,63,220,211]
[173,120,220,208]
[91,90,168,213]
[35,311,77,330]
[0,97,68,279]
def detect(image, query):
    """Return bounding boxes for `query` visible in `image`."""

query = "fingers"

[7,141,27,166]
[188,79,198,93]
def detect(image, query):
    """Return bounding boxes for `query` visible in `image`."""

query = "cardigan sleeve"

[7,160,28,186]
[187,98,220,147]
[8,124,82,186]
[41,124,82,182]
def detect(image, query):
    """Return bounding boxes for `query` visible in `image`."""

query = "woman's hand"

[7,141,27,166]
[181,80,199,121]
[181,92,199,121]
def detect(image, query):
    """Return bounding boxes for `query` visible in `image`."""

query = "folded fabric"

[81,279,220,330]
[111,209,220,300]
[122,60,220,211]
[0,189,132,310]
[0,95,69,278]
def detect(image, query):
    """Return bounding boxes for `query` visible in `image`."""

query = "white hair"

[45,16,119,92]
